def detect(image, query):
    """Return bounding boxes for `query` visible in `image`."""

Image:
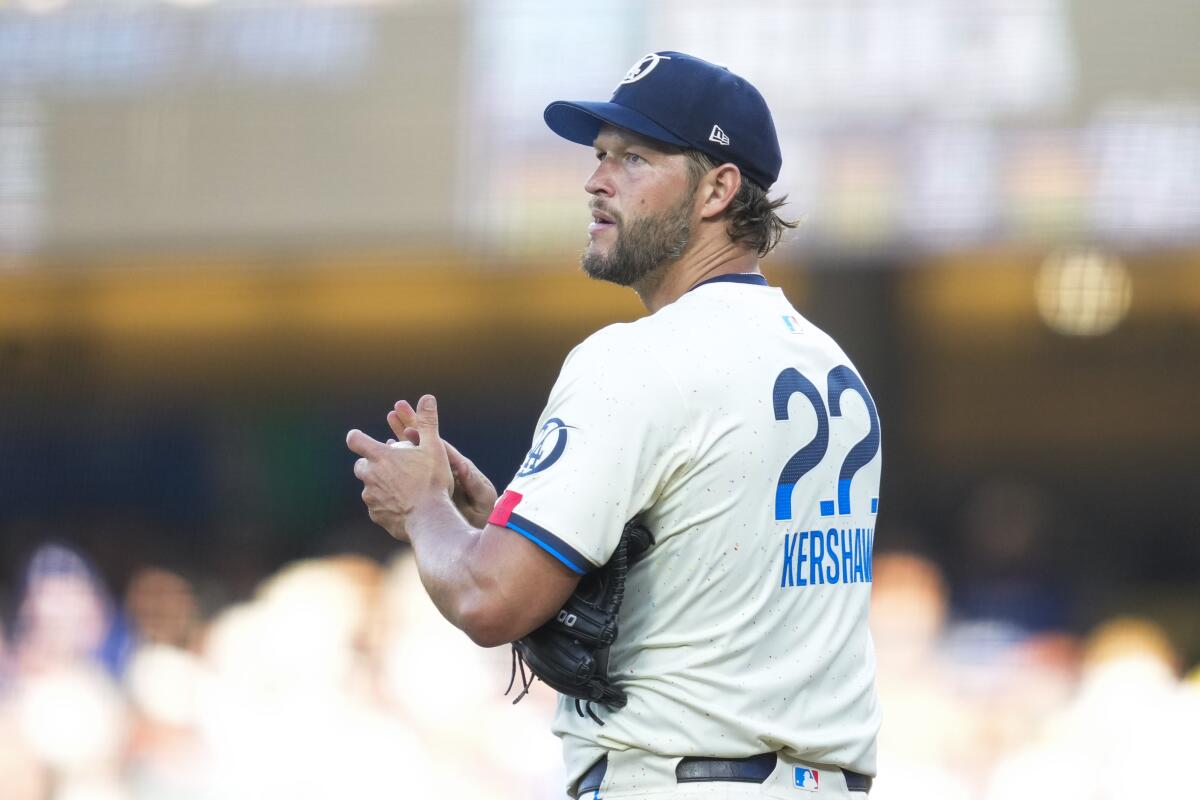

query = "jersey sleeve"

[488,325,692,573]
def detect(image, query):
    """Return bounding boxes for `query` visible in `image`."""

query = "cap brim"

[544,100,690,149]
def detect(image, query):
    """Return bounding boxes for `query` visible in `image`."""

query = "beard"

[580,194,693,288]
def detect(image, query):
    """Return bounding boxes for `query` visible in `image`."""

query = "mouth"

[588,207,617,235]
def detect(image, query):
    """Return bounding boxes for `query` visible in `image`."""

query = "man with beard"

[348,52,882,798]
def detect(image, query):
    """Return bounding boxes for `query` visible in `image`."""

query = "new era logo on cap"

[709,125,730,146]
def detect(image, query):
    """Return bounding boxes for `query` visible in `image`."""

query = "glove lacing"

[506,644,535,704]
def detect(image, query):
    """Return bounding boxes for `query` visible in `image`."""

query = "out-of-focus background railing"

[0,1,1197,798]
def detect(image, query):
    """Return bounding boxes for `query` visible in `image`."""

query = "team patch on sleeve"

[488,490,592,575]
[516,418,573,476]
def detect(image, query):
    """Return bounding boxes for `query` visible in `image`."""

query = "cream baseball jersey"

[488,274,882,787]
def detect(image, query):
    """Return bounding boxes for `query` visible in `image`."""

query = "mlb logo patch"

[793,767,820,792]
[781,315,803,334]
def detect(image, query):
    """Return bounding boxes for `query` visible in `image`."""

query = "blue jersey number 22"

[772,365,880,521]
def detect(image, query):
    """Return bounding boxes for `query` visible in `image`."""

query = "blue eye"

[626,153,643,163]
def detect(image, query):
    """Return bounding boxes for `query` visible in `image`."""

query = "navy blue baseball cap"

[544,51,782,190]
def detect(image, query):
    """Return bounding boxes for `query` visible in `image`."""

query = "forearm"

[350,397,561,645]
[403,492,498,643]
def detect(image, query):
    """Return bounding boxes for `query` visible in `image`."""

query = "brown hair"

[685,150,799,257]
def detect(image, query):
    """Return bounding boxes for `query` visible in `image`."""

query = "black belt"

[573,753,872,797]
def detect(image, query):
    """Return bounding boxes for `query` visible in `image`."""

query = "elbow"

[455,594,524,649]
[462,624,512,649]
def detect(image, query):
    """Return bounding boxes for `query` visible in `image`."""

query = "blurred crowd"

[0,543,564,800]
[870,553,1199,800]
[0,539,1195,800]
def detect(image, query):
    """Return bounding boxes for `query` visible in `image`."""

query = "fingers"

[414,394,441,445]
[346,429,387,458]
[386,410,408,442]
[392,399,417,427]
[389,401,423,445]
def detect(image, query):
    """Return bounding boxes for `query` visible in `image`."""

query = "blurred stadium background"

[1,1,1198,798]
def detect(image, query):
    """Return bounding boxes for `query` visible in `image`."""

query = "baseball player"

[348,51,881,799]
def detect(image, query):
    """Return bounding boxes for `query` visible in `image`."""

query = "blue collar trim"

[689,273,770,292]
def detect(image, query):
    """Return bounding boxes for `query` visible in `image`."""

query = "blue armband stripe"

[505,513,590,575]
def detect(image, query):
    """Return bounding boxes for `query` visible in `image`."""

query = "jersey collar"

[688,273,770,292]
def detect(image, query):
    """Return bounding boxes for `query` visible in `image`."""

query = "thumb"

[443,439,493,496]
[415,394,442,446]
[442,439,473,481]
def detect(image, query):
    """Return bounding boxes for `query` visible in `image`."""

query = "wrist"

[405,490,461,540]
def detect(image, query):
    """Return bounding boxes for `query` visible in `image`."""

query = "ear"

[698,163,742,221]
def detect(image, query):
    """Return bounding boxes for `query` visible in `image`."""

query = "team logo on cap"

[620,52,671,85]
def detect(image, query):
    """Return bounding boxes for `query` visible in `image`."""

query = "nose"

[584,160,613,198]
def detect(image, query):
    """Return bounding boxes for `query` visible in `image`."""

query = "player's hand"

[388,399,498,529]
[347,394,454,542]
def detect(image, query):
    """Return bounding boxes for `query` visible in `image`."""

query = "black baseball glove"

[507,520,653,724]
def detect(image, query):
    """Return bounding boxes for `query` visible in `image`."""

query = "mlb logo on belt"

[794,767,820,792]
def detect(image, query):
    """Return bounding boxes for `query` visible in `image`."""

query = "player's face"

[581,126,697,287]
